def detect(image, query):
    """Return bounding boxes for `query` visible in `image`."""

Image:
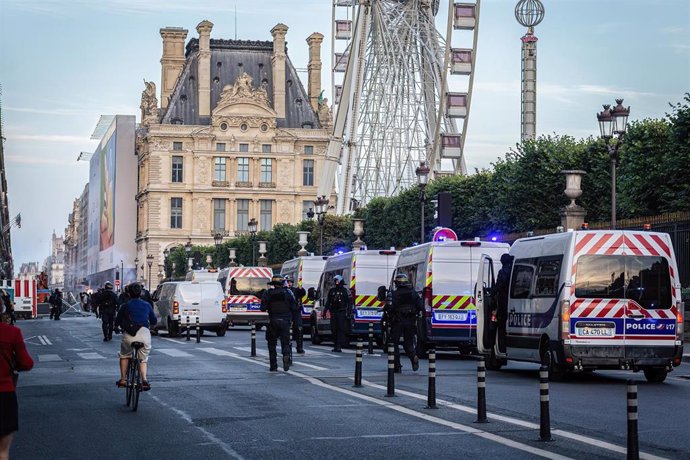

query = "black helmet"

[500,254,514,265]
[269,275,285,286]
[394,273,409,286]
[104,281,113,290]
[128,283,142,298]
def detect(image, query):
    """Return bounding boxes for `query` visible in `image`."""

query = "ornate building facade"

[135,21,334,287]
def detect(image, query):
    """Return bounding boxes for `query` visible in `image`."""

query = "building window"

[303,201,315,220]
[214,157,227,181]
[216,143,226,152]
[304,145,314,154]
[239,143,249,152]
[173,141,183,151]
[170,198,183,229]
[213,199,226,231]
[237,157,249,182]
[260,158,273,183]
[260,200,272,231]
[172,156,183,183]
[303,160,314,186]
[237,199,249,231]
[261,144,272,153]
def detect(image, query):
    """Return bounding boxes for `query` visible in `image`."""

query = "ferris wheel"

[318,0,482,214]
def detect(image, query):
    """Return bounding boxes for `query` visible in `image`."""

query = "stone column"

[159,27,189,109]
[271,24,289,119]
[196,20,214,118]
[559,170,587,231]
[306,32,324,112]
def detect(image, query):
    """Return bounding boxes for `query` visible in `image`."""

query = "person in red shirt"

[0,303,34,459]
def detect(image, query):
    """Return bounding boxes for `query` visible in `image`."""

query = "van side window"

[510,264,534,299]
[534,257,562,297]
[395,265,418,290]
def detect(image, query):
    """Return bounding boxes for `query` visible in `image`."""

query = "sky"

[1,0,688,270]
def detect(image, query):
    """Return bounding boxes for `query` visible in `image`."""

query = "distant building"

[135,20,335,289]
[63,184,89,295]
[44,231,65,290]
[18,262,40,277]
[0,88,14,280]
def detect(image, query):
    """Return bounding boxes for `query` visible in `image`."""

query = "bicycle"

[125,342,144,411]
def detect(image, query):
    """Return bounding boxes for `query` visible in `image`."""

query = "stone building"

[135,20,334,286]
[62,185,89,295]
[44,231,65,290]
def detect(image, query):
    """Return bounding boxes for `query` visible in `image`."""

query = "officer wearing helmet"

[385,273,422,372]
[323,274,352,352]
[284,276,306,354]
[492,253,513,354]
[92,281,119,341]
[260,275,298,371]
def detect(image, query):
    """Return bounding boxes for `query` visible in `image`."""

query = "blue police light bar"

[432,227,458,242]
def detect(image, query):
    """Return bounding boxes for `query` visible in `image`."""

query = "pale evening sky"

[1,0,688,270]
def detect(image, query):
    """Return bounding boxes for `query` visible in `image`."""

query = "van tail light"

[222,299,227,314]
[424,287,433,317]
[676,301,683,339]
[561,299,570,340]
[173,300,179,315]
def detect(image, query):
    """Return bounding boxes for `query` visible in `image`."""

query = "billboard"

[100,134,116,250]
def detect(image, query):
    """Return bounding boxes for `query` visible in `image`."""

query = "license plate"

[357,309,383,318]
[183,309,199,315]
[302,307,313,313]
[230,307,245,311]
[576,327,614,337]
[435,312,468,321]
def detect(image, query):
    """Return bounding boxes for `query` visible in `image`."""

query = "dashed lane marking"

[156,348,194,358]
[38,354,62,362]
[77,352,106,360]
[232,347,328,370]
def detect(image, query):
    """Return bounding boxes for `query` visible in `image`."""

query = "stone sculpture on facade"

[140,80,160,126]
[218,72,270,108]
[317,97,333,129]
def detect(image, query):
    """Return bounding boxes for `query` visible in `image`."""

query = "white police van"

[475,230,684,382]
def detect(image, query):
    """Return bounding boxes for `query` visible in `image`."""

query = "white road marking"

[77,352,106,360]
[38,354,62,362]
[309,344,356,354]
[42,335,53,345]
[156,348,193,358]
[155,336,214,345]
[309,431,466,440]
[37,336,46,345]
[232,347,328,370]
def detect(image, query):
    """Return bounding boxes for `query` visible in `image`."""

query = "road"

[10,315,690,459]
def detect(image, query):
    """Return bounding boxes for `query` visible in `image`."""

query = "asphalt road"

[10,315,690,459]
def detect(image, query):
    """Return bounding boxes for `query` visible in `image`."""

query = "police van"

[474,230,684,382]
[217,266,273,327]
[185,268,221,282]
[280,256,328,333]
[310,250,399,345]
[392,240,509,357]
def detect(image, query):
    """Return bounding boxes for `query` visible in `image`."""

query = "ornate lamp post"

[312,195,329,255]
[515,0,545,140]
[415,161,430,243]
[248,218,258,265]
[146,254,154,291]
[212,230,227,268]
[596,98,630,229]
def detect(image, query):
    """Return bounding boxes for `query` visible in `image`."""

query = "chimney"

[271,23,289,119]
[306,32,324,112]
[196,20,214,118]
[159,27,189,110]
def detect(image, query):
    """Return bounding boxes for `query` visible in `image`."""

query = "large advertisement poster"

[99,135,116,250]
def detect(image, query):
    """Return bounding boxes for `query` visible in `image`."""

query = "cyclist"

[115,283,157,391]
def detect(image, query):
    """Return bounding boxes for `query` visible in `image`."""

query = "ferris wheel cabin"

[441,133,463,159]
[446,92,468,118]
[450,48,473,75]
[335,20,352,40]
[454,3,477,30]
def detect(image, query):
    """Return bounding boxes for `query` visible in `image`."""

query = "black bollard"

[368,322,374,354]
[354,339,363,387]
[475,358,487,422]
[195,316,200,343]
[539,365,552,441]
[250,322,257,357]
[426,348,437,409]
[385,344,395,397]
[627,380,639,460]
[186,316,191,341]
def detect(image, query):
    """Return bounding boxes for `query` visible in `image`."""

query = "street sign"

[114,280,121,287]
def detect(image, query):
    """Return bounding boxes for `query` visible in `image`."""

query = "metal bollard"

[385,344,395,397]
[250,323,257,357]
[354,339,363,387]
[475,358,487,422]
[426,348,437,409]
[627,381,639,460]
[196,317,200,343]
[539,365,552,441]
[186,316,191,341]
[368,322,374,354]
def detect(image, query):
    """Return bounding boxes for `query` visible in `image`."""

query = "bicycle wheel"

[125,360,134,407]
[131,360,141,412]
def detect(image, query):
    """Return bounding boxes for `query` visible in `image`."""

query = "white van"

[152,281,227,337]
[280,256,328,333]
[392,240,509,357]
[311,250,399,344]
[185,268,221,282]
[217,266,273,326]
[475,230,684,382]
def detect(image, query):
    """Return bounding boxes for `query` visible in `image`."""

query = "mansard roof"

[161,38,320,129]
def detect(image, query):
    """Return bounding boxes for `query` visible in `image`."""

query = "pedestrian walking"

[492,254,513,354]
[260,276,298,372]
[322,275,352,352]
[385,273,422,372]
[49,289,63,320]
[0,300,34,458]
[285,276,306,354]
[93,282,118,341]
[0,290,14,325]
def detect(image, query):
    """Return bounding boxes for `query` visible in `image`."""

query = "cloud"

[671,43,690,54]
[9,134,93,144]
[4,106,96,117]
[4,154,79,166]
[661,26,686,34]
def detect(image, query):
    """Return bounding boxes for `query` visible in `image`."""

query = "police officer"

[385,273,422,373]
[93,281,119,341]
[493,253,513,354]
[260,275,298,372]
[323,275,351,352]
[285,276,306,354]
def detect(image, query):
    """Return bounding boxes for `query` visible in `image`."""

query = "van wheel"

[643,368,667,383]
[540,341,565,381]
[311,321,322,345]
[486,349,504,371]
[216,320,227,337]
[167,318,179,338]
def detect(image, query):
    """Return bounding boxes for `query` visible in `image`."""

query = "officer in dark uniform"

[93,281,119,341]
[493,253,513,354]
[260,275,298,372]
[285,276,306,354]
[385,273,422,373]
[323,275,352,352]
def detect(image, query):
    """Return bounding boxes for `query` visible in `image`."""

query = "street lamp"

[415,161,431,243]
[596,98,630,229]
[313,195,329,255]
[248,218,258,266]
[146,254,154,291]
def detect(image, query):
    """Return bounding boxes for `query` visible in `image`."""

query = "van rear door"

[475,254,496,354]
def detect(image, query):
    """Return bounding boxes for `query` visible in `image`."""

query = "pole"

[186,316,191,341]
[611,155,617,230]
[319,218,324,256]
[385,344,395,397]
[426,348,437,409]
[476,358,487,422]
[251,235,256,266]
[250,322,257,357]
[196,316,200,343]
[539,365,552,441]
[627,380,639,460]
[367,322,374,354]
[354,339,363,387]
[147,264,152,291]
[420,186,425,243]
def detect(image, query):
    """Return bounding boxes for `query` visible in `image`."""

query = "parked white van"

[391,240,509,357]
[217,266,273,326]
[152,281,228,337]
[310,250,399,345]
[475,230,684,382]
[280,256,328,333]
